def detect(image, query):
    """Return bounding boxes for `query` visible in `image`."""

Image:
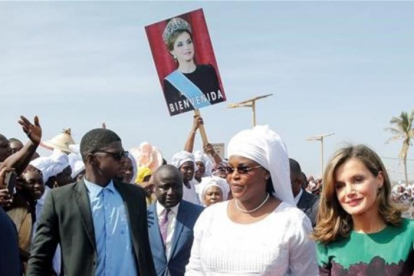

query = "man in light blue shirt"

[84,178,137,275]
[28,128,156,276]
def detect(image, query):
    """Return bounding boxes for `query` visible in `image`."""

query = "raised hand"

[192,115,204,132]
[18,116,42,145]
[0,167,13,207]
[203,143,215,156]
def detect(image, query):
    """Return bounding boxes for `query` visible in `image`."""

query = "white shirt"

[186,201,318,275]
[294,188,304,205]
[156,201,180,259]
[182,180,201,205]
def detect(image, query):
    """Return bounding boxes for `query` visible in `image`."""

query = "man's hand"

[18,116,42,145]
[0,167,13,207]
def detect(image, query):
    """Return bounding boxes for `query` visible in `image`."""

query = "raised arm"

[184,115,203,152]
[0,116,42,175]
[203,143,222,165]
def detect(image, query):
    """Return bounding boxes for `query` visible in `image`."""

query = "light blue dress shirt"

[84,178,138,276]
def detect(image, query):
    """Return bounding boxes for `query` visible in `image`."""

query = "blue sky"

[1,1,413,181]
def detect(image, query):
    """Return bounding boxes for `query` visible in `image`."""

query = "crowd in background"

[1,115,413,276]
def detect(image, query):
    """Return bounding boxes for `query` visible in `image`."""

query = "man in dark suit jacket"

[27,128,156,276]
[289,158,319,227]
[147,165,203,276]
[0,205,21,276]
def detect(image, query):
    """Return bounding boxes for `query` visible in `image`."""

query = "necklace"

[235,193,270,213]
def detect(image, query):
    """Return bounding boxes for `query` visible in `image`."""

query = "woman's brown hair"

[312,144,403,244]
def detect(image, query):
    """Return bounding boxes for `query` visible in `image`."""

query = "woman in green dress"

[312,145,414,275]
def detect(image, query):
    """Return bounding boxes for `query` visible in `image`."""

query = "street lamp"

[227,94,273,127]
[306,133,335,176]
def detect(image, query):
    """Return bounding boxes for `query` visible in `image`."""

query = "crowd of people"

[1,113,413,276]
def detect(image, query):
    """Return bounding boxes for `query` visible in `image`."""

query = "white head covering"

[171,151,195,169]
[30,151,70,183]
[127,152,138,184]
[227,125,294,205]
[68,144,85,179]
[194,150,213,176]
[198,176,230,205]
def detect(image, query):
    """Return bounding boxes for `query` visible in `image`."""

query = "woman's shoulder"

[194,201,228,228]
[401,217,414,227]
[391,217,414,236]
[268,201,313,229]
[196,64,216,74]
[274,201,309,220]
[202,200,228,215]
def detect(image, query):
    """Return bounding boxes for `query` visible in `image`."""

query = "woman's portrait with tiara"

[146,10,226,116]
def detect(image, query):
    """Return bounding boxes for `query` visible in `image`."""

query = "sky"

[0,1,413,182]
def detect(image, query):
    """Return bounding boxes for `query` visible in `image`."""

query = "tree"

[386,111,414,185]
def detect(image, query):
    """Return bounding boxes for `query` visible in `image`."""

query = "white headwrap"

[194,150,213,176]
[127,152,138,184]
[30,151,70,183]
[227,125,294,205]
[171,151,195,169]
[198,176,230,205]
[68,144,85,179]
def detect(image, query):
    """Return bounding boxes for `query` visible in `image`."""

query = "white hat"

[228,125,294,205]
[194,150,213,176]
[198,176,230,205]
[41,129,75,154]
[171,151,195,169]
[30,151,70,183]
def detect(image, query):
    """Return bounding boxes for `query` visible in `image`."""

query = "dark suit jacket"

[0,206,21,276]
[147,200,203,276]
[27,179,156,276]
[297,189,319,227]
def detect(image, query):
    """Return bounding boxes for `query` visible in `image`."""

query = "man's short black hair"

[289,158,302,180]
[80,128,121,162]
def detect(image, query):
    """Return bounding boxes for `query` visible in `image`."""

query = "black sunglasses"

[225,165,262,175]
[93,150,129,161]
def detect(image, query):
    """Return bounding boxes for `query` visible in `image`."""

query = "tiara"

[162,17,192,45]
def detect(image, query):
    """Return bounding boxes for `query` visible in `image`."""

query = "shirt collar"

[84,177,115,198]
[156,201,180,216]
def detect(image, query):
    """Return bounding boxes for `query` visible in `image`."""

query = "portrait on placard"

[146,9,226,116]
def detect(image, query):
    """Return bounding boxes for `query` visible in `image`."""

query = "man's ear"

[86,153,98,166]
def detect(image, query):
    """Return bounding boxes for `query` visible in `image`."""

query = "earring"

[173,55,177,60]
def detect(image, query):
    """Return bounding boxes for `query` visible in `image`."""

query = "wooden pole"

[321,138,324,177]
[193,109,208,146]
[252,101,256,127]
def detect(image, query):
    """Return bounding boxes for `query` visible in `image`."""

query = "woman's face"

[170,31,194,64]
[334,158,383,218]
[227,155,269,202]
[195,161,205,179]
[180,161,195,183]
[203,186,223,207]
[121,158,134,183]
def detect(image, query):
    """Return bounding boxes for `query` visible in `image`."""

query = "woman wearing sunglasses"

[186,125,318,275]
[313,145,414,275]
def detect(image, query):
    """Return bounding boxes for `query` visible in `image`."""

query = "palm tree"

[386,111,414,185]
